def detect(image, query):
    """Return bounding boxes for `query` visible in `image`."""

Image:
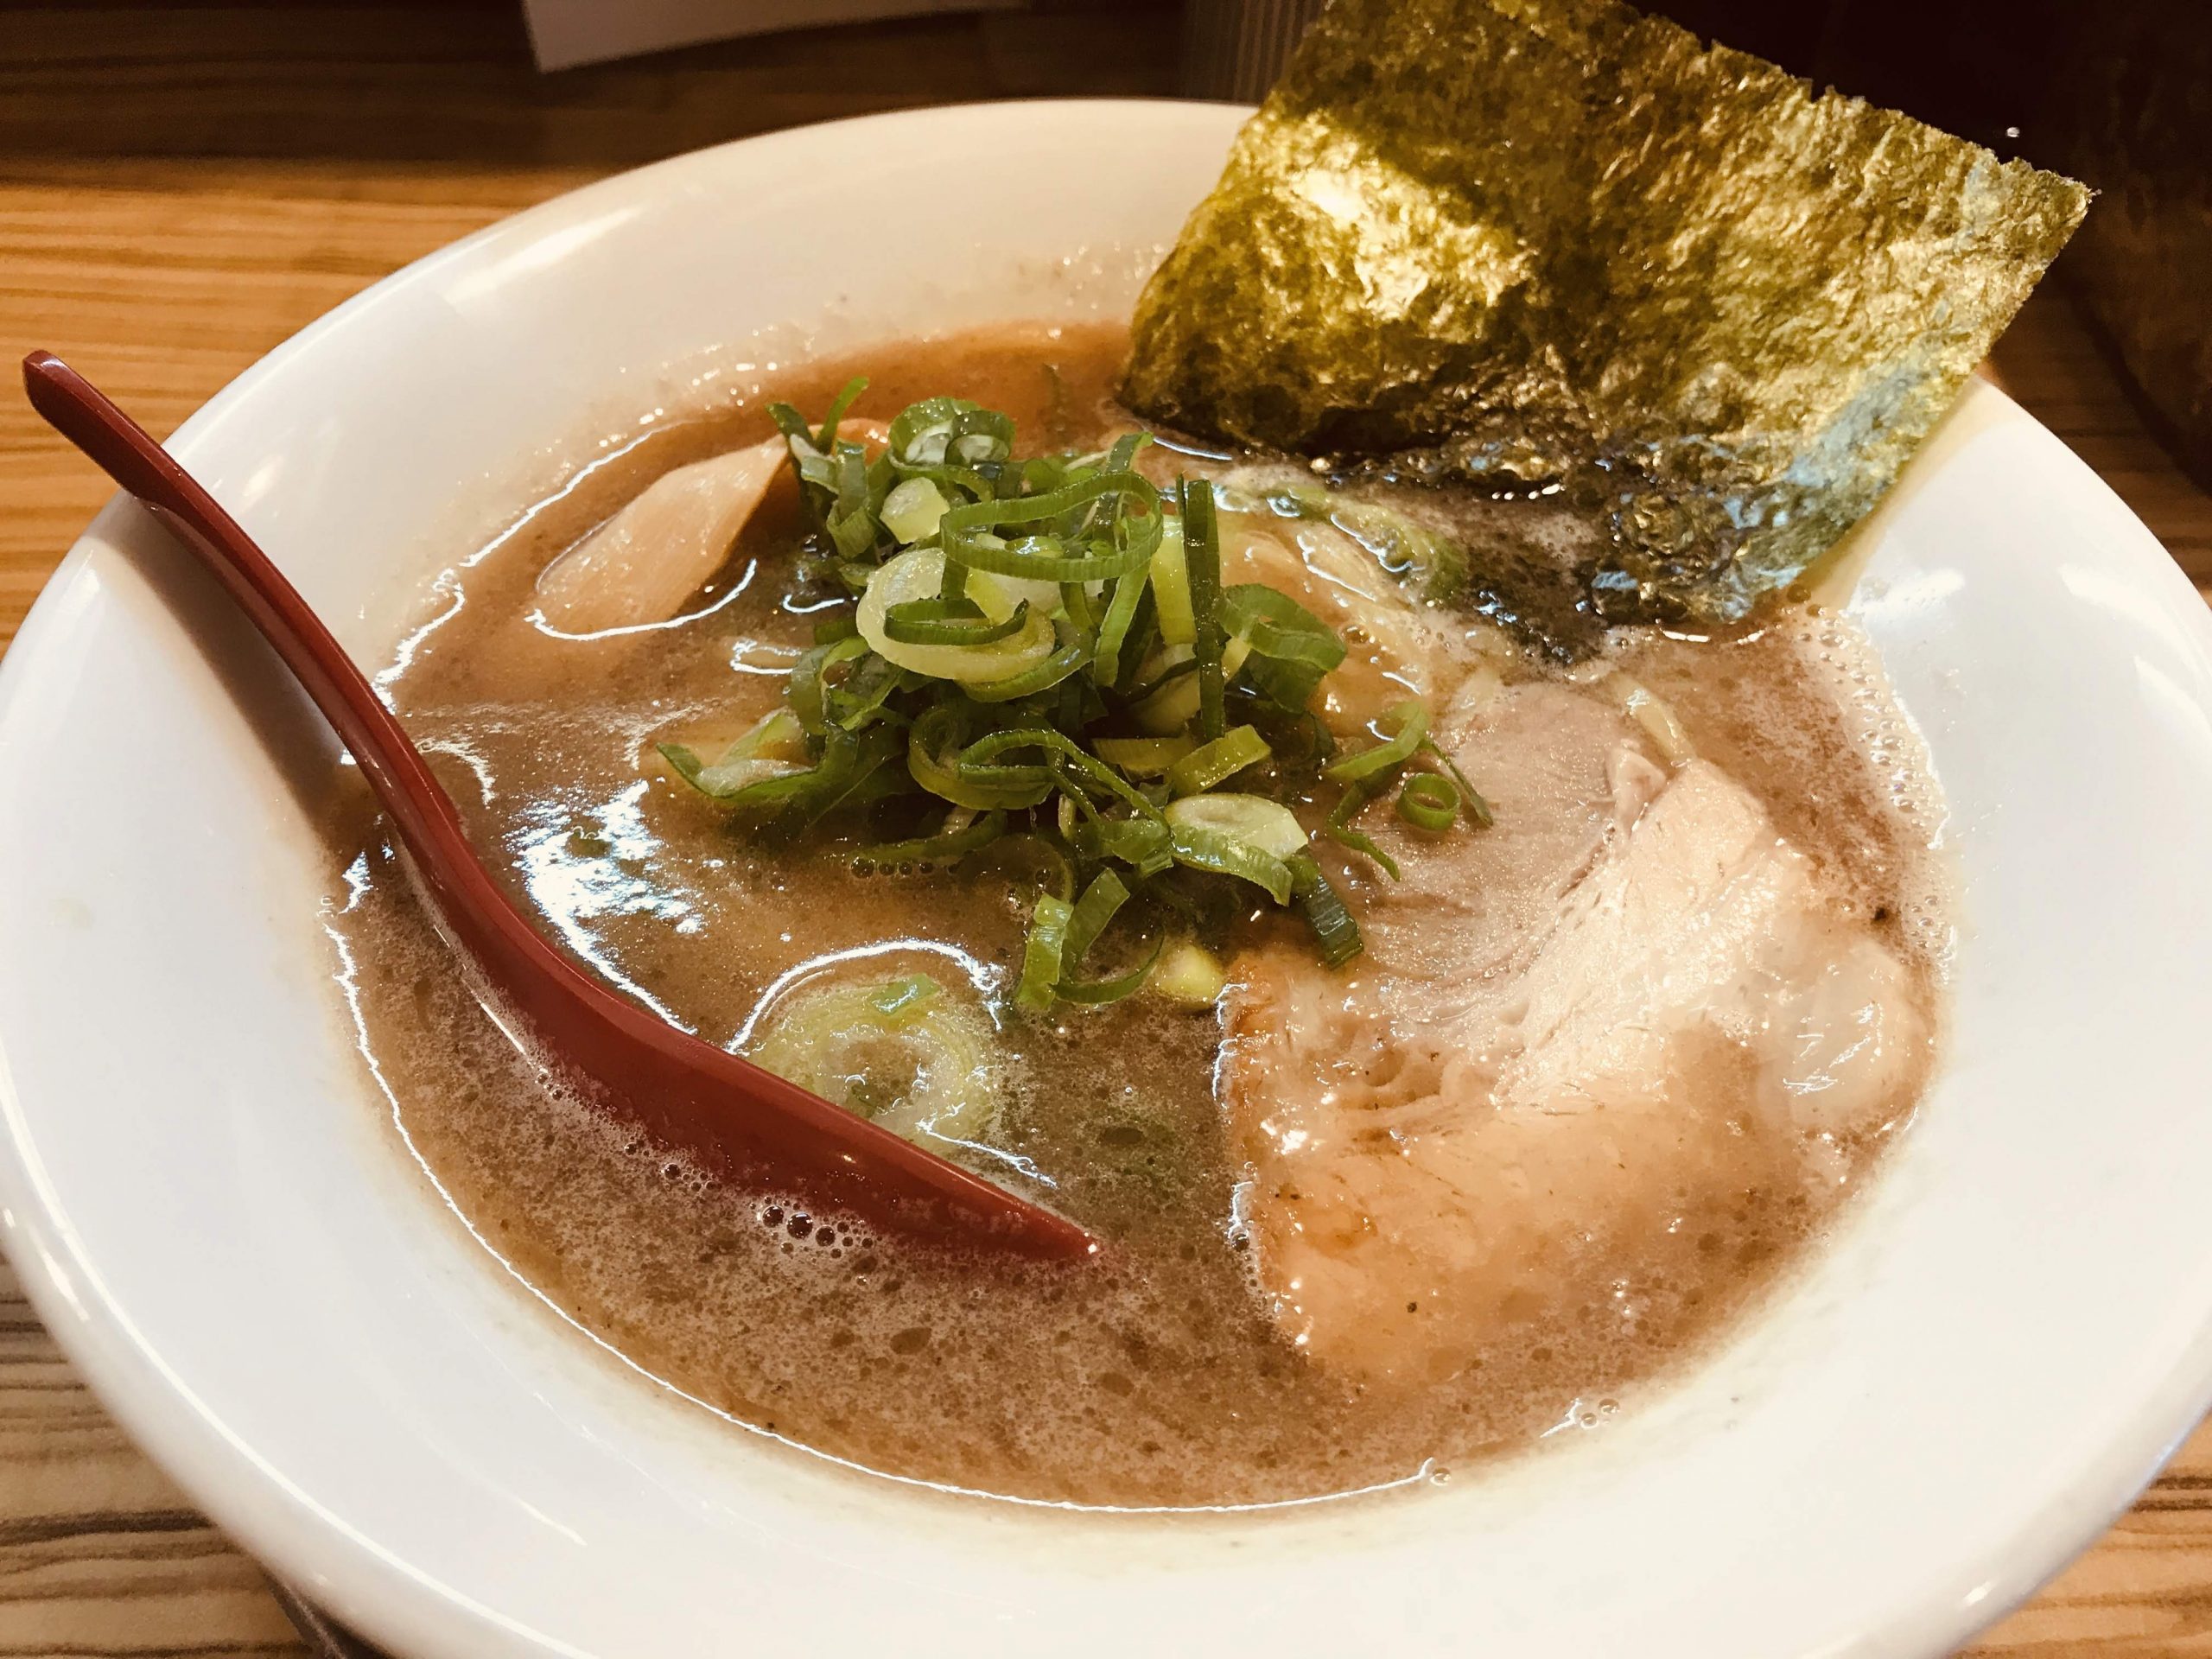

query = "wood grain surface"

[0,6,2208,1656]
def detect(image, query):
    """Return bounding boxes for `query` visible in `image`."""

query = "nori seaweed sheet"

[1123,0,2089,633]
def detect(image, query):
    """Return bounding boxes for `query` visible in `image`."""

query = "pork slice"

[534,419,893,637]
[1223,688,1929,1386]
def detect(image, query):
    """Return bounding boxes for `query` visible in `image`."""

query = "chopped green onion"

[1073,814,1175,874]
[941,472,1162,582]
[1421,737,1494,828]
[867,974,942,1027]
[1059,579,1097,632]
[747,969,1001,1144]
[906,705,1052,810]
[1166,791,1307,859]
[1396,772,1459,832]
[1062,868,1131,969]
[1093,734,1196,775]
[1015,892,1073,1014]
[1151,939,1227,1007]
[1326,698,1429,784]
[880,596,1032,647]
[1220,584,1346,714]
[657,707,811,802]
[829,652,909,732]
[855,808,1008,869]
[813,376,868,450]
[1058,937,1164,1006]
[960,726,1163,820]
[964,621,1094,702]
[1181,479,1227,741]
[657,741,800,802]
[789,635,869,733]
[784,724,906,830]
[1287,853,1364,967]
[1091,563,1149,688]
[1129,647,1199,734]
[1324,781,1401,880]
[1103,430,1151,473]
[676,384,1460,998]
[886,396,1014,475]
[1166,725,1272,797]
[1150,516,1196,645]
[732,708,808,762]
[1166,822,1294,905]
[880,476,950,544]
[857,548,1055,683]
[664,723,893,823]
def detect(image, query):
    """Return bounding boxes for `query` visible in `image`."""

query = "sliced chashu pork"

[1224,681,1929,1387]
[536,419,894,636]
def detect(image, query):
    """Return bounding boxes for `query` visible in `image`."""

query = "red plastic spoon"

[23,351,1096,1262]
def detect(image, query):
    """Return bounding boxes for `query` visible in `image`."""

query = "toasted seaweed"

[1123,0,2090,629]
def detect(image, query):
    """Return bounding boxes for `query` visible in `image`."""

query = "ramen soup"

[331,323,1948,1509]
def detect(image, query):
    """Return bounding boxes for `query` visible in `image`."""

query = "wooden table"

[1,7,2208,1655]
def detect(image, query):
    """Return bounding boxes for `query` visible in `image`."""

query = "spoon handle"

[22,353,480,887]
[22,351,1095,1261]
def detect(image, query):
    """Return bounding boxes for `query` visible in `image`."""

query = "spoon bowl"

[21,350,1096,1263]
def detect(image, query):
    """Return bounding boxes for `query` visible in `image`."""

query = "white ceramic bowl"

[4,100,2212,1659]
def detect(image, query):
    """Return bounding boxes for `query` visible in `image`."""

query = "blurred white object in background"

[523,0,1020,70]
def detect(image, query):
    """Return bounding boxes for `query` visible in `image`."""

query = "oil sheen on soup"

[329,324,1949,1509]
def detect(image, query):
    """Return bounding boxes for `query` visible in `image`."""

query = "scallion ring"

[1325,699,1429,784]
[880,596,1032,647]
[1166,725,1272,798]
[1014,892,1073,1014]
[1396,772,1459,832]
[855,808,1008,871]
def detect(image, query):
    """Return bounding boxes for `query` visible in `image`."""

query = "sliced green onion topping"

[907,705,1052,810]
[1058,937,1163,1006]
[867,973,942,1026]
[856,808,1008,870]
[1421,737,1495,828]
[1073,814,1175,875]
[1062,868,1131,970]
[880,596,1032,647]
[670,385,1404,982]
[1181,479,1227,741]
[1324,781,1402,880]
[858,548,1055,683]
[880,475,950,544]
[961,727,1163,820]
[940,472,1162,582]
[1015,892,1073,1015]
[1288,853,1363,967]
[1166,821,1294,905]
[964,620,1094,702]
[1165,792,1307,859]
[1150,939,1227,1007]
[1326,698,1429,784]
[1166,725,1272,797]
[1091,565,1148,688]
[1150,516,1196,645]
[1220,584,1347,714]
[1396,772,1459,832]
[790,636,869,733]
[1093,734,1197,775]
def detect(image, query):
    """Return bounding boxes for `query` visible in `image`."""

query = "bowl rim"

[4,96,2212,1659]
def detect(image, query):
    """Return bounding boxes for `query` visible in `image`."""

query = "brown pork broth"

[330,323,1947,1508]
